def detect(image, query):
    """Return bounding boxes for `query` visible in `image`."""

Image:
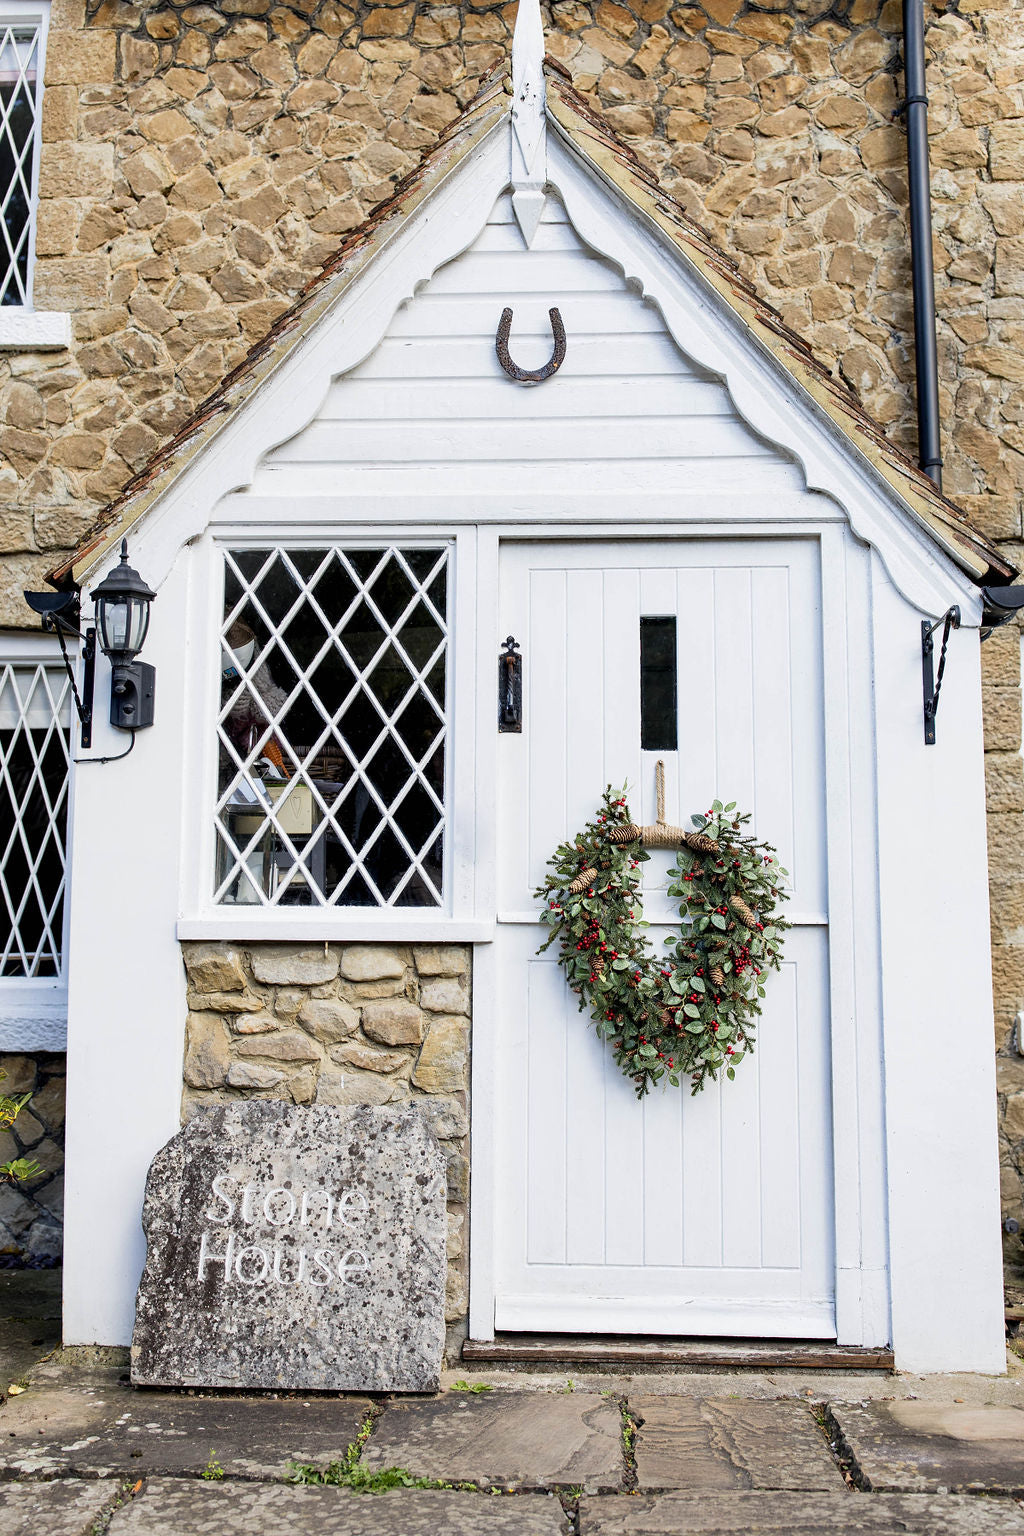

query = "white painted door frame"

[469,522,891,1348]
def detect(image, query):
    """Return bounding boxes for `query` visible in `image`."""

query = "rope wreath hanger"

[567,762,719,891]
[535,769,790,1099]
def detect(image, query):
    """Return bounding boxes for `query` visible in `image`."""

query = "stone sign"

[131,1101,447,1392]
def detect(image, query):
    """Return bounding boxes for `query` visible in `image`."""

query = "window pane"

[0,662,71,977]
[216,546,450,909]
[0,25,40,307]
[640,616,678,751]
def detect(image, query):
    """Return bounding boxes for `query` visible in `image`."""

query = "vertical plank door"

[492,539,834,1337]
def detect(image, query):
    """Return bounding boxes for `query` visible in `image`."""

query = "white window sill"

[0,310,71,350]
[176,917,495,944]
[0,990,67,1051]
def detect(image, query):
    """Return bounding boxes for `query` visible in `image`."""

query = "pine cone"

[683,831,720,854]
[729,894,758,929]
[710,964,725,987]
[568,866,599,895]
[606,823,641,844]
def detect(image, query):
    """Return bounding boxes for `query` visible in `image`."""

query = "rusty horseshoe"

[495,306,566,383]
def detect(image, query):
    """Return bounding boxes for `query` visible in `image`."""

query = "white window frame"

[0,629,71,1049]
[0,1,71,351]
[178,526,485,943]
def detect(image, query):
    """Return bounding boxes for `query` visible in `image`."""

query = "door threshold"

[462,1333,895,1372]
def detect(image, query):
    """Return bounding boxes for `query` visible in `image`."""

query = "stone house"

[1,0,1022,1365]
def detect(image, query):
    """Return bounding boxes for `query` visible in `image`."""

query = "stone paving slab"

[0,1271,61,1391]
[0,1379,372,1479]
[0,1271,61,1324]
[364,1391,623,1491]
[0,1322,61,1395]
[439,1355,1024,1404]
[831,1401,1024,1494]
[0,1478,119,1536]
[631,1396,844,1490]
[577,1491,1024,1534]
[108,1480,569,1534]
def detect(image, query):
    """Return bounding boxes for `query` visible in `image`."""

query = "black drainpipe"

[901,0,943,490]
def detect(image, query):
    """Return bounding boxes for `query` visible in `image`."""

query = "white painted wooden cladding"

[494,540,835,1337]
[248,195,805,504]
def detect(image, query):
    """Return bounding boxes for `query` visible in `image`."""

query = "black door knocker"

[496,306,566,383]
[498,635,523,732]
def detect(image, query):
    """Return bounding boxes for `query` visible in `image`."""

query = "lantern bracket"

[23,588,96,750]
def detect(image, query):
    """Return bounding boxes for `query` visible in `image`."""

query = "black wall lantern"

[24,537,156,754]
[91,540,157,731]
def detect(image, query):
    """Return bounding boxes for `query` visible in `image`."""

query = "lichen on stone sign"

[131,1101,446,1392]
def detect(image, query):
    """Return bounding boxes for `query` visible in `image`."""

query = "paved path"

[0,1363,1021,1534]
[0,1277,1023,1533]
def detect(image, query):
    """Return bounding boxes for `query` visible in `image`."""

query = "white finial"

[511,0,546,246]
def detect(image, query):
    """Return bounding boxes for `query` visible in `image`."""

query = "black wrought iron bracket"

[922,604,960,745]
[498,635,523,732]
[45,611,95,751]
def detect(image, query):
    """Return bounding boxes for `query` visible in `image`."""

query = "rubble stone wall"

[180,940,471,1358]
[0,1053,65,1264]
[2,0,1023,1270]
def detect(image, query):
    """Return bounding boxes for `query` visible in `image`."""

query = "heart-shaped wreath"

[535,785,789,1097]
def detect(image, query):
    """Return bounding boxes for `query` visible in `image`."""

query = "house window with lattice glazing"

[216,545,450,909]
[0,652,71,978]
[0,6,46,308]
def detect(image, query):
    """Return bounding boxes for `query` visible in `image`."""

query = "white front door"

[492,539,835,1338]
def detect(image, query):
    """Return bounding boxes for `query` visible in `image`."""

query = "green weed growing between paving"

[202,1451,225,1481]
[88,1477,143,1536]
[620,1400,640,1491]
[287,1411,482,1495]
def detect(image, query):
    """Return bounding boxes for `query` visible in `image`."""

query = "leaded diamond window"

[216,546,450,909]
[0,661,71,977]
[0,16,44,307]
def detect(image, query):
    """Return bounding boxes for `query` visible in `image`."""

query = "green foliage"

[287,1413,477,1495]
[0,1158,40,1182]
[449,1379,493,1393]
[535,787,790,1097]
[201,1451,225,1481]
[289,1460,436,1493]
[0,1069,40,1184]
[0,1087,31,1134]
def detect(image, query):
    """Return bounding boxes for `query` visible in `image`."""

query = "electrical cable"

[75,729,137,766]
